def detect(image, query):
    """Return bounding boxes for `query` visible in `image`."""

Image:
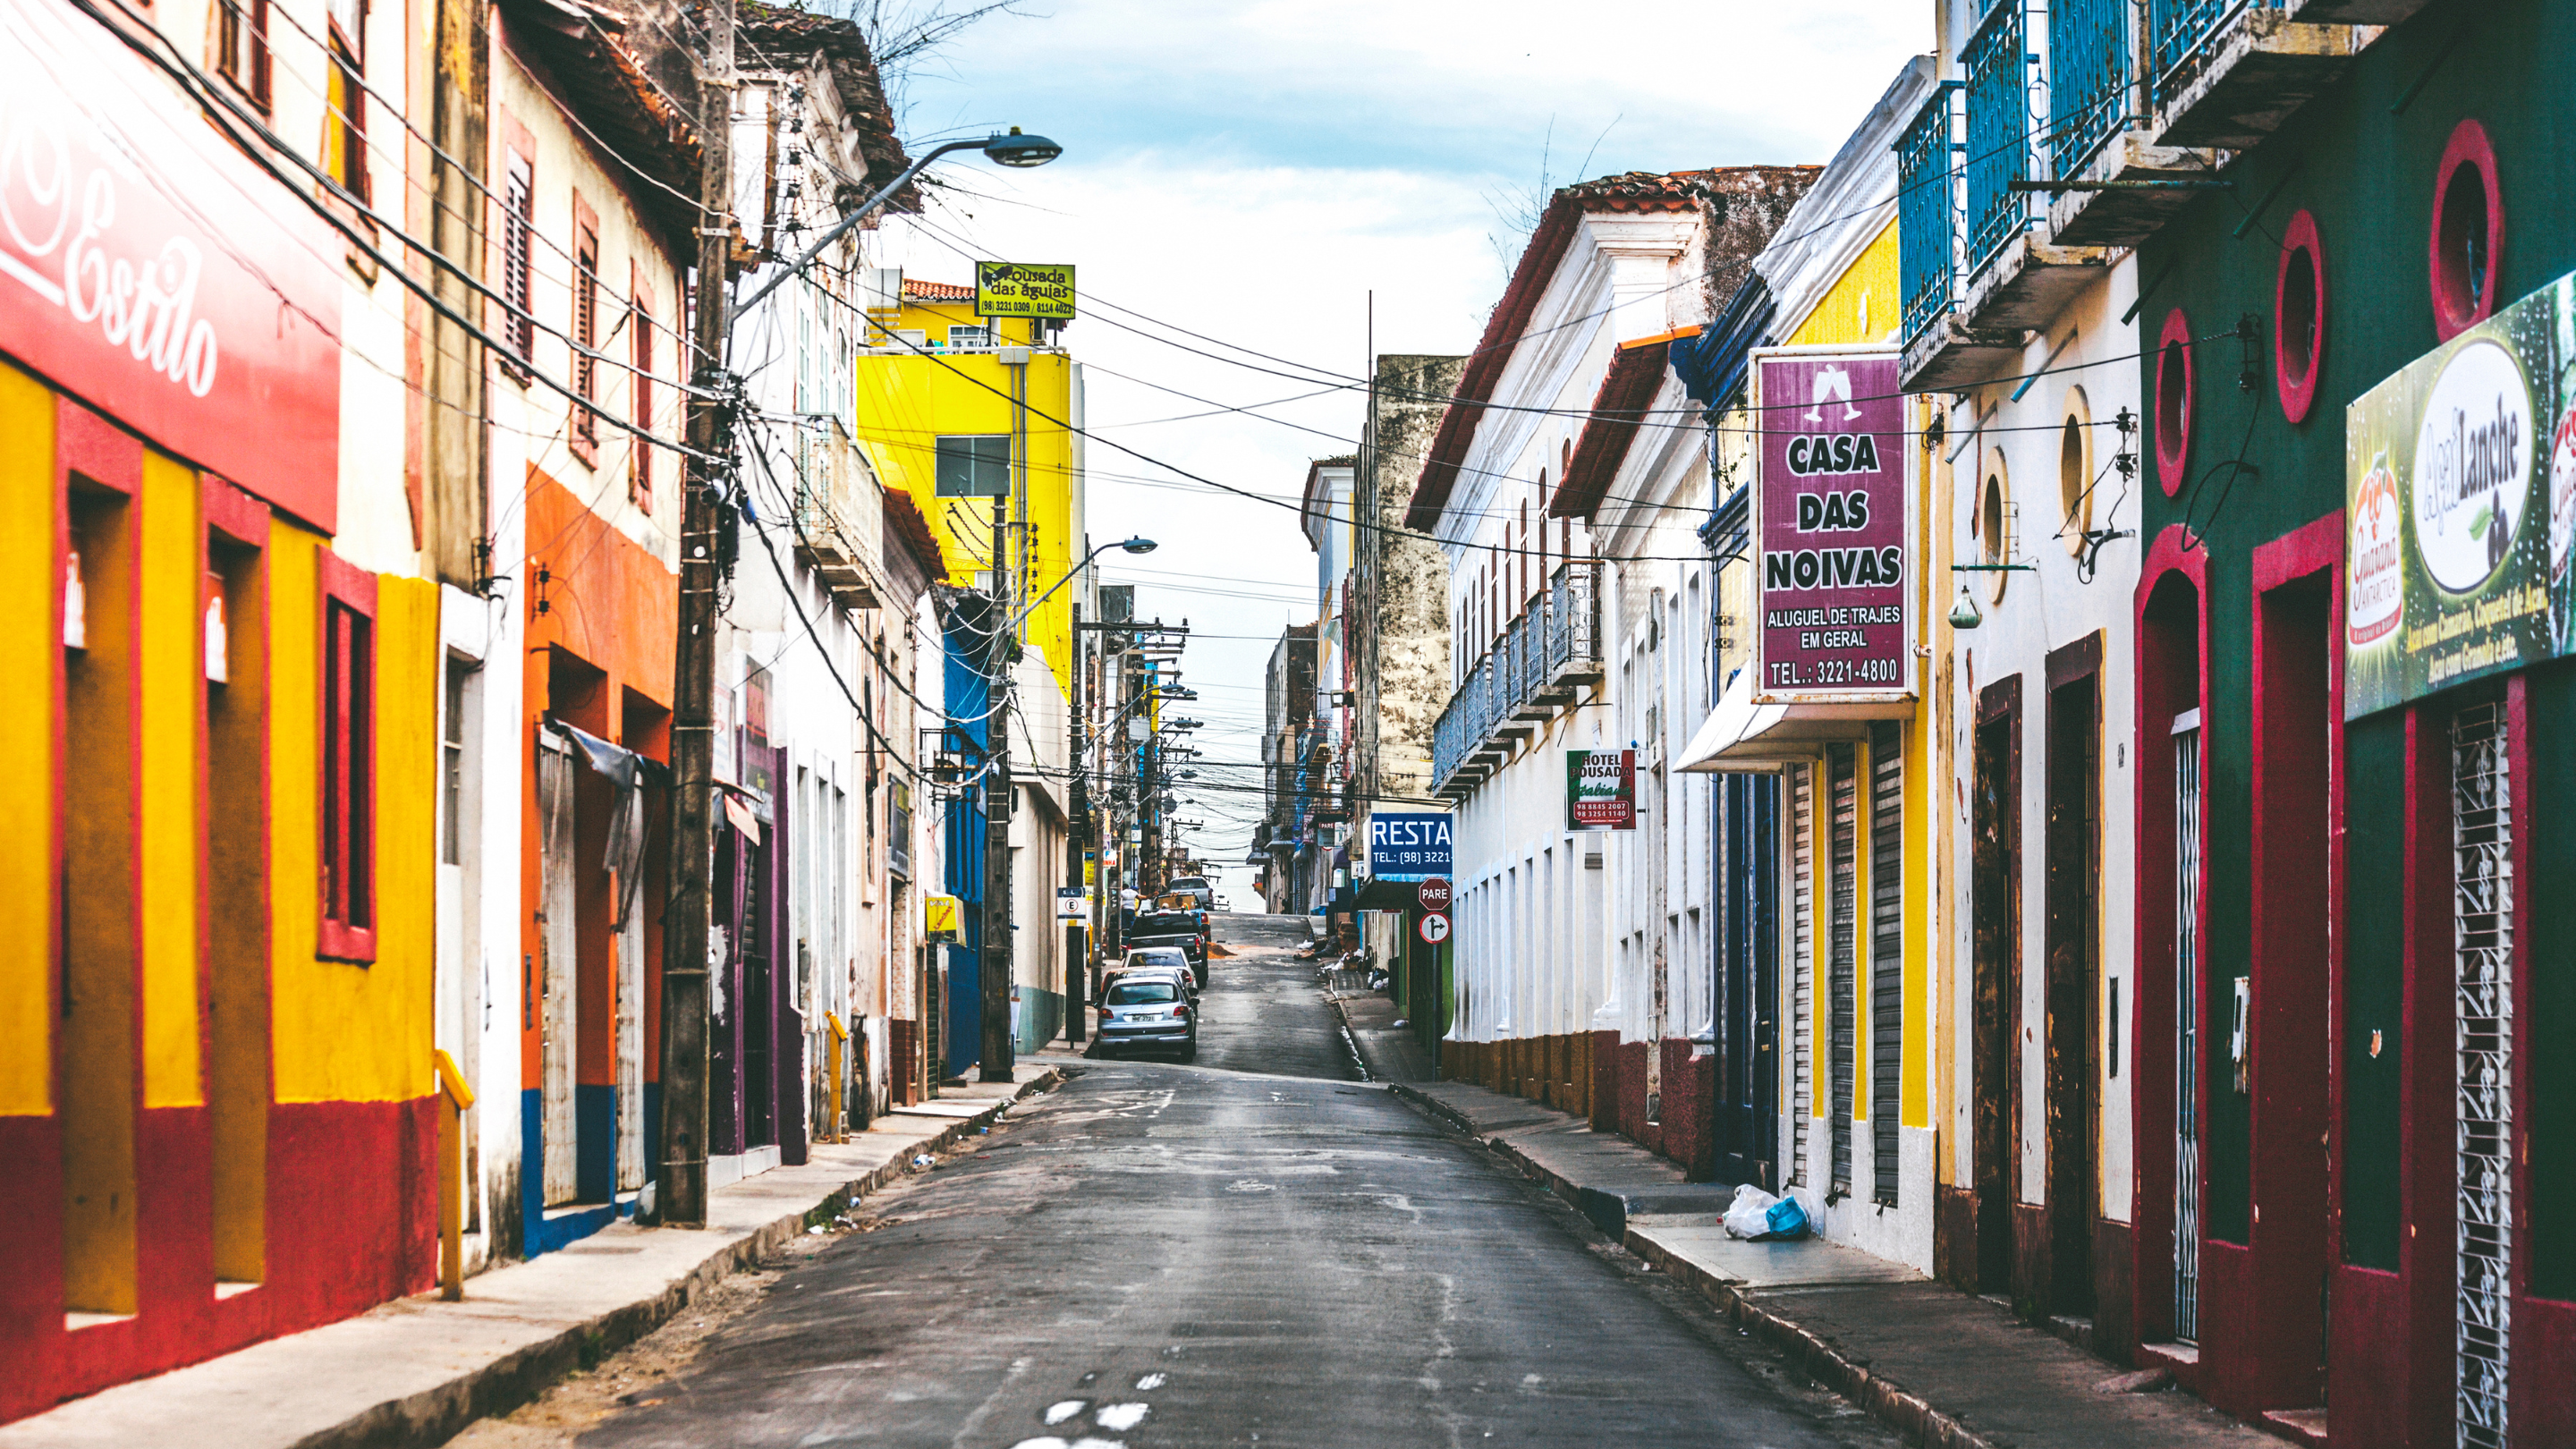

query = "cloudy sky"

[872,1,1930,902]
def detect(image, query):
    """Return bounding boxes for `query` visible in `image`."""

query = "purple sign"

[1755,350,1910,697]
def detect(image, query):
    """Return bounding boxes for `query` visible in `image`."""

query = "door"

[2173,708,2205,1343]
[1717,773,1780,1190]
[1972,681,2022,1292]
[613,784,645,1194]
[2452,699,2512,1449]
[537,734,580,1207]
[2045,671,2099,1312]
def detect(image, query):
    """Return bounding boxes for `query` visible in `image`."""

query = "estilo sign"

[1750,346,1914,703]
[0,0,343,530]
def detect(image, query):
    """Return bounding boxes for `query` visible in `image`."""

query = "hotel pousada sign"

[1750,346,1915,703]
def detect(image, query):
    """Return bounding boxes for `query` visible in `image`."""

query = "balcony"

[1898,82,2020,393]
[2150,0,2375,150]
[1430,561,1604,797]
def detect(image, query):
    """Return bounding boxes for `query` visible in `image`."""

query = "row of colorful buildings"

[0,0,1091,1420]
[1386,1,2572,1444]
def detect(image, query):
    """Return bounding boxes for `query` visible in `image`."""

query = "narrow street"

[564,915,1893,1449]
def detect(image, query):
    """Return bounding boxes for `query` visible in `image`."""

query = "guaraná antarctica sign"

[2345,267,2576,717]
[1752,347,1912,700]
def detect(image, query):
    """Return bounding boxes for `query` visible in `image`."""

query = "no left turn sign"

[1417,911,1452,945]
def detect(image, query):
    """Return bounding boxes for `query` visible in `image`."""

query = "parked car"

[1165,875,1215,911]
[1117,946,1198,990]
[1094,975,1195,1062]
[1125,910,1208,983]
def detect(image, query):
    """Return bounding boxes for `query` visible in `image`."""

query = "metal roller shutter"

[1829,743,1857,1193]
[1790,761,1813,1185]
[1871,721,1903,1207]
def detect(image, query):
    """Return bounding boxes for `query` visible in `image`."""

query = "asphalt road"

[576,915,1894,1449]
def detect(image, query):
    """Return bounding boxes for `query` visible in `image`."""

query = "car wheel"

[1179,1040,1198,1063]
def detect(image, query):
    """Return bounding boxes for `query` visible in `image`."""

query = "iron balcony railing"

[1963,0,2034,273]
[2049,0,2133,182]
[2151,0,2268,109]
[1897,83,1960,347]
[1429,561,1603,792]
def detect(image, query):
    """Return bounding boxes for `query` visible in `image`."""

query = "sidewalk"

[1390,1080,2281,1449]
[0,1066,1063,1449]
[1320,967,1438,1083]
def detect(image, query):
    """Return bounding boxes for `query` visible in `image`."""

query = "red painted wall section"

[1657,1039,1716,1181]
[2329,1266,2408,1449]
[0,1101,435,1421]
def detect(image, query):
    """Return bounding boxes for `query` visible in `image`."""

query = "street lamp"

[1008,536,1157,634]
[735,128,1067,316]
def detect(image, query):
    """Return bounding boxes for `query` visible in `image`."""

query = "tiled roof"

[1403,165,1819,532]
[737,0,914,208]
[901,278,975,301]
[1550,332,1690,521]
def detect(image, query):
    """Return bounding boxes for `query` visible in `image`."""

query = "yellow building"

[852,278,1087,699]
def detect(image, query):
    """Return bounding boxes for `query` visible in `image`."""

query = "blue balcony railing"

[1963,0,2034,272]
[1429,561,1603,792]
[2050,0,2132,179]
[1897,84,1959,345]
[2150,0,2270,106]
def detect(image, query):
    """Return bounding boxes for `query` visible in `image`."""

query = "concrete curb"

[298,1070,1065,1449]
[1384,1080,2001,1449]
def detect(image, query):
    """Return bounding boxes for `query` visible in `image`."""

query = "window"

[441,658,467,866]
[321,0,367,201]
[2155,308,2193,498]
[2275,211,2326,425]
[318,555,376,962]
[631,266,655,509]
[946,324,992,349]
[2430,118,2503,342]
[500,152,534,373]
[572,201,599,457]
[213,0,271,110]
[1979,454,2011,605]
[2059,386,2091,554]
[934,435,1011,496]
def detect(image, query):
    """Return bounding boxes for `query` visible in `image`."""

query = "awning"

[1674,690,1914,773]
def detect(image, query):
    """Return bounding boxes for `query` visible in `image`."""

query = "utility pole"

[658,0,733,1230]
[1065,601,1087,1043]
[980,340,1029,1082]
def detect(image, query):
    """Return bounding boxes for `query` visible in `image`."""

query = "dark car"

[1125,910,1208,984]
[1095,976,1195,1061]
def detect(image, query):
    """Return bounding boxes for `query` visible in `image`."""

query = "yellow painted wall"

[1784,222,1902,348]
[853,302,1080,699]
[1775,216,1932,1131]
[267,526,439,1104]
[0,362,51,1115]
[140,451,203,1107]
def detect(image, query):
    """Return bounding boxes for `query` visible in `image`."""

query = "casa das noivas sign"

[2345,267,2576,717]
[1750,346,1914,702]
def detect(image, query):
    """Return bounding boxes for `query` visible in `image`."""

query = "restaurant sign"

[1751,346,1913,702]
[1565,749,1636,832]
[2345,268,2576,717]
[0,0,343,530]
[1365,811,1452,881]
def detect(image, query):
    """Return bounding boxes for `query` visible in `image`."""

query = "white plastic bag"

[1722,1183,1781,1240]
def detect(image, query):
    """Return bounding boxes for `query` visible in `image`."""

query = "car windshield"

[1129,951,1184,966]
[1106,980,1179,1005]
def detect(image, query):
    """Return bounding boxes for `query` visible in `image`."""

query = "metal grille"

[1870,723,1904,1206]
[1791,762,1814,1184]
[1964,0,2033,272]
[1897,85,1960,345]
[2453,702,2513,1449]
[2049,0,2132,179]
[1830,744,1858,1192]
[2150,0,2261,108]
[2173,716,2203,1343]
